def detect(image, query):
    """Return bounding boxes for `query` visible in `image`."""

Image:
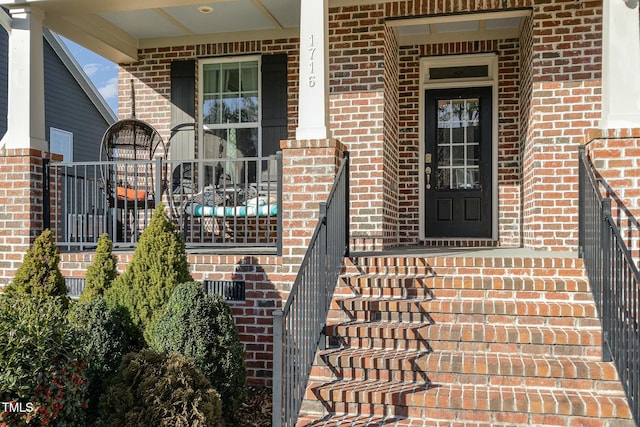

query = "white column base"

[295,126,329,141]
[601,0,640,129]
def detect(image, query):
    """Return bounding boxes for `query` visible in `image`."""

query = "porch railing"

[47,154,282,251]
[272,152,350,427]
[578,145,639,426]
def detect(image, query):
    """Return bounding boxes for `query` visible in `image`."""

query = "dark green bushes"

[79,234,118,303]
[97,348,222,427]
[68,296,137,421]
[149,282,247,424]
[105,205,192,340]
[0,294,88,426]
[3,229,68,305]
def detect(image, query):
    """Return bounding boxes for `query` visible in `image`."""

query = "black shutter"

[170,60,196,160]
[261,54,288,157]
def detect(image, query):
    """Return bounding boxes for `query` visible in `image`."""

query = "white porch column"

[295,0,330,140]
[601,0,640,128]
[0,7,47,151]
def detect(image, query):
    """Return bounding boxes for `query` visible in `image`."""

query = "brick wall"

[584,128,640,260]
[383,22,400,248]
[521,1,603,250]
[0,149,56,286]
[279,138,345,276]
[329,4,389,250]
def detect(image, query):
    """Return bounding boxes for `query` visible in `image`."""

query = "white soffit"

[391,9,531,46]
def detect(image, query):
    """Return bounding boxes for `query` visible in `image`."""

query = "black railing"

[578,145,639,426]
[272,152,350,427]
[46,155,281,251]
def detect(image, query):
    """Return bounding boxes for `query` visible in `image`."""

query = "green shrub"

[97,348,222,427]
[79,234,118,303]
[105,205,192,340]
[3,229,68,306]
[149,282,247,424]
[68,296,138,421]
[0,294,88,426]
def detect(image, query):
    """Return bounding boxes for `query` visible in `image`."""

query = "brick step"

[296,411,637,427]
[350,256,584,271]
[309,349,620,384]
[347,265,585,277]
[302,380,632,422]
[339,274,591,293]
[333,297,598,324]
[295,414,418,427]
[295,413,557,427]
[324,322,602,357]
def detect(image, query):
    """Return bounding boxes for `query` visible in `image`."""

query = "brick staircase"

[295,254,636,427]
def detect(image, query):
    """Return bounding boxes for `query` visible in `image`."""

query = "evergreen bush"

[0,294,88,426]
[149,282,247,424]
[104,205,192,340]
[79,234,118,303]
[3,229,68,306]
[68,296,137,421]
[97,348,222,427]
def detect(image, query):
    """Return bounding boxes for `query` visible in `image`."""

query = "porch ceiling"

[0,0,301,63]
[389,9,531,46]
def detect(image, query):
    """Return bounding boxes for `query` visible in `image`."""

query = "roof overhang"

[388,9,532,46]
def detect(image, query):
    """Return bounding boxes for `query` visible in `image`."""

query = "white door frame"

[418,53,499,241]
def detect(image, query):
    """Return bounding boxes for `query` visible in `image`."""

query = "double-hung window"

[200,56,260,184]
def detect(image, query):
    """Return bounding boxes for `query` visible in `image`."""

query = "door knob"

[425,166,432,189]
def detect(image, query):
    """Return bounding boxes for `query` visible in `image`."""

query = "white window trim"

[49,127,73,162]
[418,53,499,241]
[197,55,262,159]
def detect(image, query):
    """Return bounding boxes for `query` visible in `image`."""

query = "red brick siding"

[585,128,640,260]
[279,139,344,275]
[522,1,602,250]
[0,149,56,286]
[329,4,389,250]
[383,23,400,248]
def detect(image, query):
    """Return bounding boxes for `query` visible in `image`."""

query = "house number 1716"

[308,34,316,87]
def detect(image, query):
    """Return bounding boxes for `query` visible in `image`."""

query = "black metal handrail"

[272,151,350,427]
[578,145,639,426]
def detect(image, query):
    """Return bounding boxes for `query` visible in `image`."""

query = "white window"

[50,128,73,162]
[199,56,261,161]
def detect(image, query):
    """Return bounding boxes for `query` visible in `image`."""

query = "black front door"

[425,86,492,238]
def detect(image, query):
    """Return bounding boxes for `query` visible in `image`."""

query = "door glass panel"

[452,146,464,166]
[435,97,481,190]
[436,169,450,189]
[437,146,449,166]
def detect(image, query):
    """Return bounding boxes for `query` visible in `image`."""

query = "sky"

[61,37,119,115]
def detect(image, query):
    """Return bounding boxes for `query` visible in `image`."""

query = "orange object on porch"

[116,186,148,201]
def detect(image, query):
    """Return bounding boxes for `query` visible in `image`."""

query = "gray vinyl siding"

[43,39,110,162]
[0,27,110,161]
